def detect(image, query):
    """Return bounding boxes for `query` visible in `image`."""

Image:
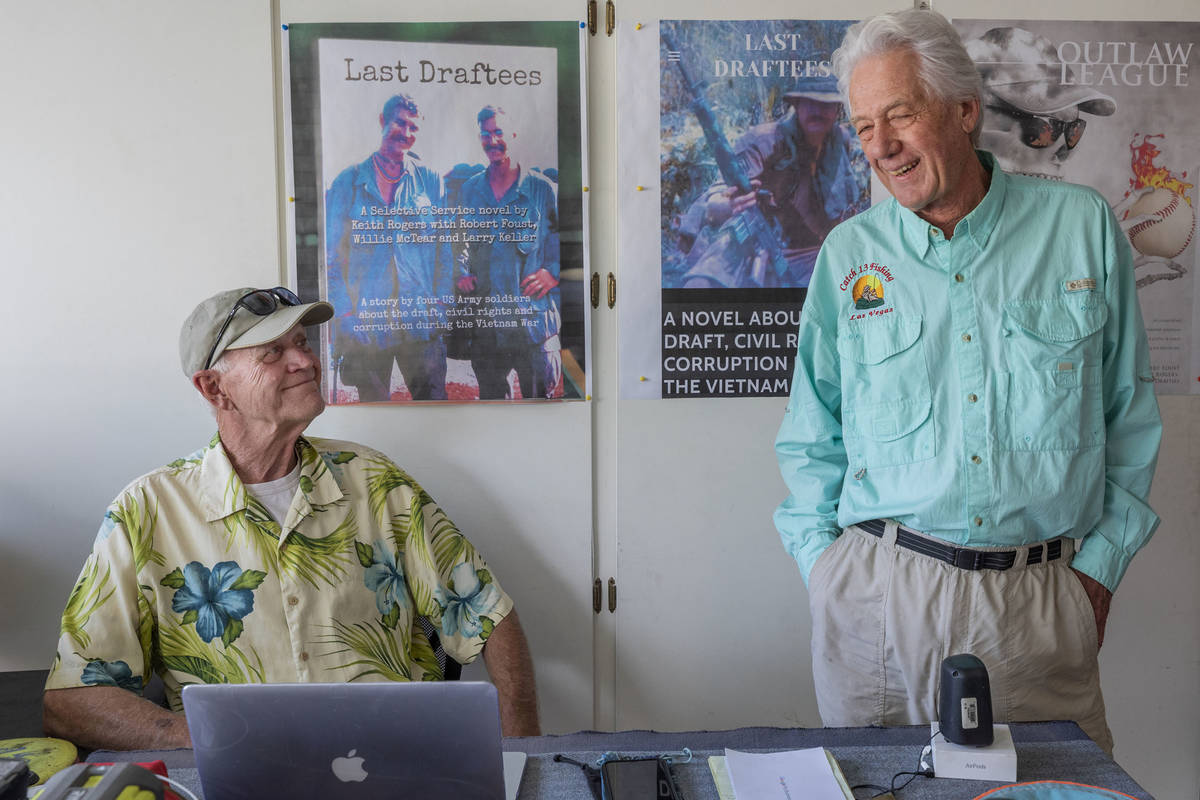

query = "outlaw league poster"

[625,19,871,399]
[285,22,586,403]
[953,19,1200,394]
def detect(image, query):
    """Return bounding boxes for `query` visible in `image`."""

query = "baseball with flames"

[1124,187,1195,259]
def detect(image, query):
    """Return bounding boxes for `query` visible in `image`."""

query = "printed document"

[723,748,849,800]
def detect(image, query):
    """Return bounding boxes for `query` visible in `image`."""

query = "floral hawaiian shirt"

[46,434,511,711]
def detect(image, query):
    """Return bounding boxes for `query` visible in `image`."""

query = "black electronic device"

[600,758,683,800]
[938,653,994,746]
[0,757,35,800]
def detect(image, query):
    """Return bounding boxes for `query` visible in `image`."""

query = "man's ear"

[193,369,232,411]
[960,96,981,135]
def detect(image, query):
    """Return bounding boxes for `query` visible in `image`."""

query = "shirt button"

[973,517,984,527]
[954,273,964,283]
[962,333,972,343]
[287,595,299,607]
[967,393,978,403]
[971,455,982,464]
[300,651,310,662]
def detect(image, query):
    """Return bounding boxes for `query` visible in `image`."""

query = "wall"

[1,1,1196,798]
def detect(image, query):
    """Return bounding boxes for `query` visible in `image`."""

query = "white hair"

[832,8,983,145]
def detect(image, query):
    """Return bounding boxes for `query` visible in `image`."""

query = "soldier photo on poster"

[286,23,587,403]
[955,19,1199,393]
[658,19,871,398]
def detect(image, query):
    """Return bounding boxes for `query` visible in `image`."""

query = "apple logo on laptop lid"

[331,749,369,783]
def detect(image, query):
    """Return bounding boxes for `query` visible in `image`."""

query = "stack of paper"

[711,748,852,800]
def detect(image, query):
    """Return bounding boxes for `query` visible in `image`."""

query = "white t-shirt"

[244,462,301,524]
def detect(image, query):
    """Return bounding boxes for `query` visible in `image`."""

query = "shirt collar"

[198,432,245,523]
[197,434,343,523]
[296,436,346,507]
[892,150,1008,258]
[354,152,422,194]
[483,165,530,204]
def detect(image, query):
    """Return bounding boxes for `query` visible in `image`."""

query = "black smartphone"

[600,757,683,800]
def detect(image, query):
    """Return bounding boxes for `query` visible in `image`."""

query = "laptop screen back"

[183,681,507,800]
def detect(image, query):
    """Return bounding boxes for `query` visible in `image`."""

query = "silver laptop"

[183,682,526,800]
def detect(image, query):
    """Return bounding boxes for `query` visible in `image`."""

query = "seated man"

[43,286,539,750]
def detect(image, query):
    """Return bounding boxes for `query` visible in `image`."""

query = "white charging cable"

[157,773,201,800]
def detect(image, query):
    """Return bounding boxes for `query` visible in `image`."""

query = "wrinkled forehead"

[847,49,930,117]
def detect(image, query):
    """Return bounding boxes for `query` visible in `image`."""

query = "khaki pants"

[809,521,1111,753]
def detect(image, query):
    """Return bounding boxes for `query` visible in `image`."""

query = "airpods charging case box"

[930,722,1017,782]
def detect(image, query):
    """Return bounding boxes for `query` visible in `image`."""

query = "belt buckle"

[954,548,983,570]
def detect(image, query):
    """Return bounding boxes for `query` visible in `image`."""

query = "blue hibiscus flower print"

[169,561,262,644]
[364,541,409,628]
[442,562,502,638]
[80,659,141,692]
[364,540,409,615]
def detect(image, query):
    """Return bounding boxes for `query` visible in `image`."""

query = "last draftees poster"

[954,19,1200,394]
[653,19,871,399]
[285,22,586,404]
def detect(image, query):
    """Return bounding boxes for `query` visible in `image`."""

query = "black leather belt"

[857,519,1063,571]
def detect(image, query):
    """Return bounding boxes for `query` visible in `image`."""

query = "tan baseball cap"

[966,27,1116,116]
[179,286,334,376]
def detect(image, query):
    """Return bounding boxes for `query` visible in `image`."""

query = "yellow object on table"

[0,737,78,785]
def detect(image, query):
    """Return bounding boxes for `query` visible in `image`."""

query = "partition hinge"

[590,271,600,309]
[607,272,616,309]
[593,578,602,613]
[605,0,615,37]
[586,0,597,36]
[607,577,617,612]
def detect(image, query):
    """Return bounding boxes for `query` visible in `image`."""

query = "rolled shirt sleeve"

[46,507,154,695]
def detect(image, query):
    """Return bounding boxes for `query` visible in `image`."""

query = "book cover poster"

[286,22,586,403]
[955,19,1200,394]
[655,19,870,398]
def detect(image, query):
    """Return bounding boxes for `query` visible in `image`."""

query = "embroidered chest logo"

[852,275,885,309]
[840,262,896,319]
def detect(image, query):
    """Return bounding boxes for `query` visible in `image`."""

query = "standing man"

[457,106,562,400]
[774,9,1161,753]
[326,94,451,402]
[43,287,538,750]
[676,76,862,288]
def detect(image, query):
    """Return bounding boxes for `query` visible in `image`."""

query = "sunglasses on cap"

[203,287,302,371]
[987,105,1086,150]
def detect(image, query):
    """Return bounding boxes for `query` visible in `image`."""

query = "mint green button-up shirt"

[775,152,1161,592]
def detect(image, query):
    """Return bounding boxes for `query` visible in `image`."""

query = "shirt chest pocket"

[837,314,936,470]
[1000,295,1106,451]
